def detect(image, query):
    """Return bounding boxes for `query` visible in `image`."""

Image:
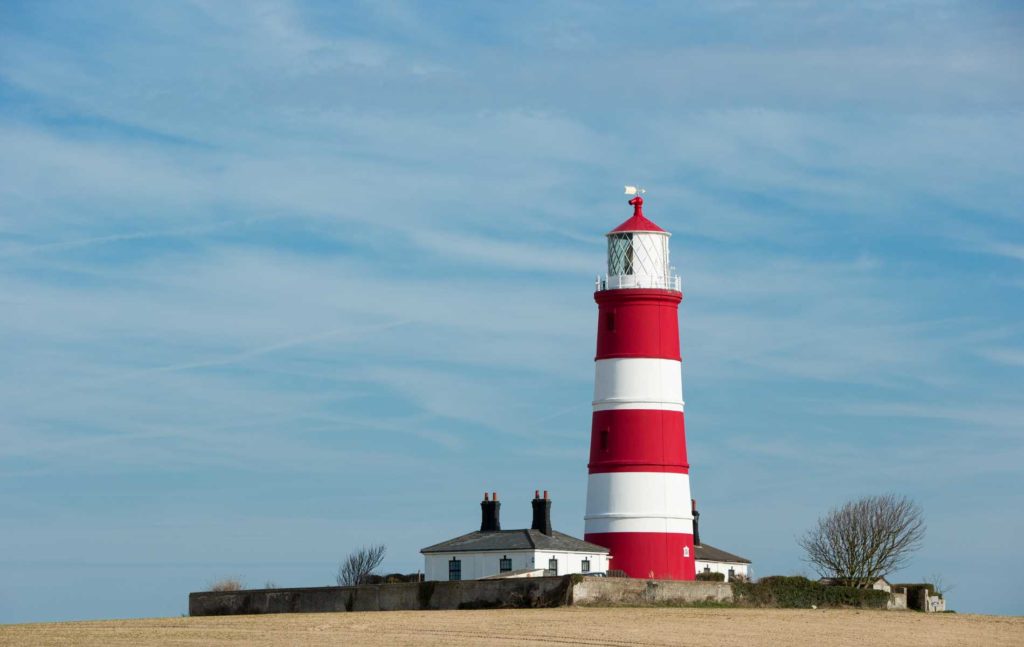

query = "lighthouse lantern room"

[584,191,696,580]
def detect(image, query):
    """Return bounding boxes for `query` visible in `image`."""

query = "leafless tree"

[336,543,387,586]
[798,494,925,588]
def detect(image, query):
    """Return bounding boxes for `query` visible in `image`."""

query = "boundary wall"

[189,577,732,616]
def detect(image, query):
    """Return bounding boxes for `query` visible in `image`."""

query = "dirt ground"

[1,607,1021,647]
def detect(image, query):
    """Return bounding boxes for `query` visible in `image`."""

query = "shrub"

[208,578,244,592]
[731,576,888,609]
[696,571,726,582]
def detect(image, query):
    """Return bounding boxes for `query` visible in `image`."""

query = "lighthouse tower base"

[584,532,696,580]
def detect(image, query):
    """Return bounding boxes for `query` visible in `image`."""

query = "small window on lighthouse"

[600,429,609,452]
[605,311,615,332]
[683,546,690,558]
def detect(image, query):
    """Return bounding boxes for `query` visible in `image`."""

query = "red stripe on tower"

[584,191,696,580]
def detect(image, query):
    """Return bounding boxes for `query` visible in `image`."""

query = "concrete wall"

[888,590,908,610]
[573,578,732,605]
[189,577,733,616]
[190,577,575,616]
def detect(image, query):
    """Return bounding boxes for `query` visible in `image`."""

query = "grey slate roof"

[421,529,610,555]
[695,542,750,564]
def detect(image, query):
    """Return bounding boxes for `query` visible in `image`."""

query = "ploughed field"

[2,607,1021,646]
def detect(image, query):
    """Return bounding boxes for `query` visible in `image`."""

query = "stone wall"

[573,578,732,605]
[189,577,732,616]
[189,577,574,616]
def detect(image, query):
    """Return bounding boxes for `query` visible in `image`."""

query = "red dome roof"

[608,196,666,234]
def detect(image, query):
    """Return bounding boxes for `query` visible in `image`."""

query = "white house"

[695,544,751,582]
[421,492,610,581]
[692,501,752,582]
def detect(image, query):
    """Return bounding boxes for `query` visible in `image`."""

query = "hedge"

[696,572,726,582]
[731,576,889,609]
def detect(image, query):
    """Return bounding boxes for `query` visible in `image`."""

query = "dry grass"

[1,608,1021,647]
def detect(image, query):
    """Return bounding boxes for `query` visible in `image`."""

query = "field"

[1,608,1021,646]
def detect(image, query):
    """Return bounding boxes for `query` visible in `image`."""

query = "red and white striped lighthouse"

[583,191,696,580]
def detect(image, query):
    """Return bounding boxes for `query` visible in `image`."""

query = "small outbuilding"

[421,491,610,581]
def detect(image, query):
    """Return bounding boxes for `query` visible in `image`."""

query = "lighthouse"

[583,190,696,580]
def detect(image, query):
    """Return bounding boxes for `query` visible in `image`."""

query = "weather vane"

[624,185,646,214]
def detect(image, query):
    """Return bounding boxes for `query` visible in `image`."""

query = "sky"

[1,0,1022,622]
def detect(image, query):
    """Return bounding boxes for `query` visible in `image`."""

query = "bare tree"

[799,494,925,588]
[336,543,387,586]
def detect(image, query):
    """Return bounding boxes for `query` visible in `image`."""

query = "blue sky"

[1,0,1022,622]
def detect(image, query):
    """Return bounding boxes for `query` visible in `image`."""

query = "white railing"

[595,274,682,292]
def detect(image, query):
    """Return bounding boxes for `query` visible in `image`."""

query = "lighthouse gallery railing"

[596,274,682,292]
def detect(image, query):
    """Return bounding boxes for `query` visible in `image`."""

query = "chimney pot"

[484,492,489,501]
[493,492,498,501]
[544,490,549,500]
[534,489,540,499]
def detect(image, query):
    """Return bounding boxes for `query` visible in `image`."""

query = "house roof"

[695,543,751,564]
[421,529,610,555]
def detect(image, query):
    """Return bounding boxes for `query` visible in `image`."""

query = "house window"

[499,556,512,573]
[727,568,735,582]
[448,558,461,581]
[548,558,558,575]
[703,566,711,574]
[581,559,591,573]
[683,546,690,558]
[600,429,609,452]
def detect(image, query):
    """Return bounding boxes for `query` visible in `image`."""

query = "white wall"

[424,550,610,581]
[695,560,749,582]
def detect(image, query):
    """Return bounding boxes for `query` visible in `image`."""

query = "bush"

[208,578,244,592]
[362,573,423,584]
[696,571,726,582]
[732,576,888,609]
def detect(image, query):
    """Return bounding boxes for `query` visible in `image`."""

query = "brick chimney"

[480,492,500,532]
[531,490,553,536]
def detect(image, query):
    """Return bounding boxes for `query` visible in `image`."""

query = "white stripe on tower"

[584,472,694,534]
[592,357,685,412]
